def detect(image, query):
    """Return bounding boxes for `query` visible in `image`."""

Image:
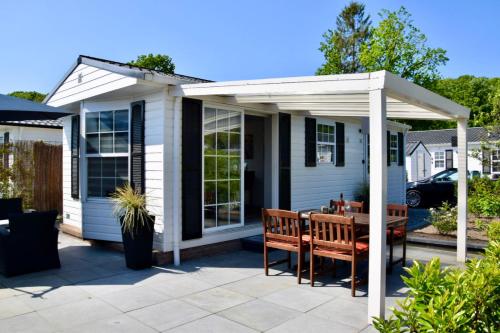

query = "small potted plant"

[112,183,155,269]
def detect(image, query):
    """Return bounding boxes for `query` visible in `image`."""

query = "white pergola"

[174,70,470,322]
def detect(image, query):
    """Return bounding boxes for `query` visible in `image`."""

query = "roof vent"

[78,73,83,84]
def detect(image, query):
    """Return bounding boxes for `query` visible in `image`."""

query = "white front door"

[417,151,425,180]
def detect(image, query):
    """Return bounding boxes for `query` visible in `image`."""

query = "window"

[203,107,242,229]
[434,151,445,168]
[433,169,458,182]
[317,124,335,163]
[492,149,500,173]
[85,110,129,197]
[390,134,398,163]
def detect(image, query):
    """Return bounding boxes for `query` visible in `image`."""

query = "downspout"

[172,96,181,266]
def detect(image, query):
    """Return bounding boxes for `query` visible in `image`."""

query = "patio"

[0,232,471,333]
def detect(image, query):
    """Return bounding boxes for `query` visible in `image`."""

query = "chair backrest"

[309,213,356,252]
[349,201,364,213]
[387,204,408,218]
[0,198,23,220]
[329,200,345,215]
[9,210,58,235]
[261,209,302,244]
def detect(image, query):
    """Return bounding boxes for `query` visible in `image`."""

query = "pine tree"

[317,2,371,75]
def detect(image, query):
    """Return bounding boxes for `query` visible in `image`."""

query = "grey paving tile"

[99,285,172,312]
[309,297,368,330]
[0,312,55,333]
[1,274,69,294]
[219,299,300,332]
[224,275,296,298]
[0,285,24,300]
[261,286,333,312]
[267,313,359,333]
[0,296,34,319]
[167,314,258,333]
[75,273,140,296]
[188,268,250,287]
[37,298,121,330]
[128,299,210,331]
[147,275,214,298]
[181,287,253,313]
[17,285,92,311]
[61,314,157,333]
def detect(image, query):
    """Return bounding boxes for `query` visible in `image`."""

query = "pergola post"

[368,89,387,322]
[457,118,468,262]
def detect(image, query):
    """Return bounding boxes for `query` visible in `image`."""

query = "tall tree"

[128,54,175,74]
[360,7,448,89]
[8,91,46,103]
[317,1,371,75]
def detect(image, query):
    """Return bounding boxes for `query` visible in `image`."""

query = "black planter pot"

[120,215,155,270]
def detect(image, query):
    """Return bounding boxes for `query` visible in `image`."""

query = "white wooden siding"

[62,116,82,229]
[47,64,137,108]
[0,126,61,144]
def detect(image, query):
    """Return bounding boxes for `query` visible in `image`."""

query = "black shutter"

[398,132,404,166]
[387,131,391,166]
[445,149,453,169]
[451,136,457,147]
[70,116,80,199]
[279,113,291,210]
[182,98,203,240]
[3,132,9,168]
[335,122,345,166]
[305,118,316,167]
[130,100,145,194]
[482,149,491,174]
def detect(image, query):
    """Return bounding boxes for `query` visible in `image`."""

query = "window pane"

[229,157,240,179]
[216,132,228,155]
[88,158,101,178]
[114,132,128,153]
[116,177,128,190]
[229,204,240,224]
[86,134,99,153]
[229,133,240,155]
[217,181,229,203]
[217,157,228,179]
[204,181,216,205]
[204,156,216,180]
[102,178,116,197]
[101,158,115,177]
[204,108,217,131]
[100,111,113,132]
[204,206,217,228]
[217,109,229,131]
[115,157,128,178]
[86,113,99,133]
[217,205,230,226]
[228,112,241,132]
[114,110,128,131]
[87,178,101,197]
[204,133,216,155]
[229,180,240,202]
[100,133,113,153]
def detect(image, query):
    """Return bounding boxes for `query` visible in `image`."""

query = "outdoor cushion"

[387,227,405,238]
[0,198,22,220]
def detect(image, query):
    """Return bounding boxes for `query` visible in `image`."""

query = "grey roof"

[406,140,430,156]
[45,55,212,103]
[0,93,71,121]
[0,119,62,128]
[407,127,496,145]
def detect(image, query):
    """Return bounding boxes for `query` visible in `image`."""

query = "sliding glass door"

[203,106,243,230]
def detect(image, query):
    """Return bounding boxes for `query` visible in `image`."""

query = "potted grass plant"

[112,183,155,269]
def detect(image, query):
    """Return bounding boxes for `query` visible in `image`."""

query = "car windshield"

[433,170,458,182]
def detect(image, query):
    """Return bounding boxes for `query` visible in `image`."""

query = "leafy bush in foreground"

[373,241,500,332]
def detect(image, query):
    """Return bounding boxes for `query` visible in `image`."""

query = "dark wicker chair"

[0,198,23,220]
[0,210,60,277]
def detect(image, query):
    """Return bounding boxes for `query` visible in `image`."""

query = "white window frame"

[83,109,130,200]
[434,151,445,168]
[202,102,245,233]
[492,149,500,174]
[316,123,335,164]
[389,133,398,164]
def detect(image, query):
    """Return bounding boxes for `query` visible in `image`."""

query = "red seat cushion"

[387,227,405,238]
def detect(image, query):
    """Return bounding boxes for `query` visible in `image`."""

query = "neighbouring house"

[45,55,409,260]
[0,119,62,144]
[405,140,431,181]
[407,127,500,178]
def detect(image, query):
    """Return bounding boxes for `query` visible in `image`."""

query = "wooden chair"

[262,208,308,284]
[309,213,369,296]
[348,201,364,213]
[386,204,409,270]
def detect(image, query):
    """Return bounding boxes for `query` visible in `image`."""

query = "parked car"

[406,168,462,208]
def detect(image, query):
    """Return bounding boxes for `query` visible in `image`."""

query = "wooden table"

[299,210,407,271]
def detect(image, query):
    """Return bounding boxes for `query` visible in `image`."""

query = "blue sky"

[0,0,499,94]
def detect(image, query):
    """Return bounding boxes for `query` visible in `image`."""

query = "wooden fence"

[1,141,62,214]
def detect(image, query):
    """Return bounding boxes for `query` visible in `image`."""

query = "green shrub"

[468,177,500,217]
[488,220,500,241]
[373,241,500,332]
[427,202,457,235]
